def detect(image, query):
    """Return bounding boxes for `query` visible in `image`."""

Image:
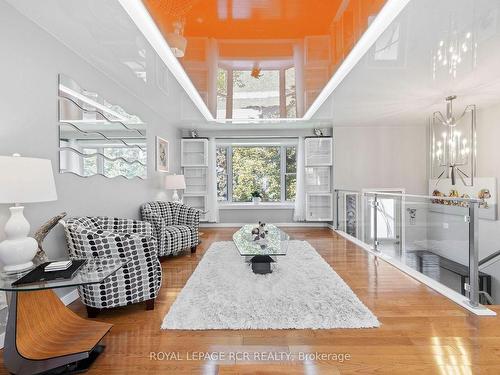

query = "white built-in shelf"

[305,137,333,166]
[305,166,331,193]
[306,193,333,221]
[181,139,208,167]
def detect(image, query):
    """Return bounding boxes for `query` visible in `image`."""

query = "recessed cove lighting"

[119,0,410,123]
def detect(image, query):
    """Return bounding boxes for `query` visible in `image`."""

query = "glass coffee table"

[233,224,290,274]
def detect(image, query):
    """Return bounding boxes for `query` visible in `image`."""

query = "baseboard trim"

[0,288,80,349]
[200,222,328,228]
[334,229,496,316]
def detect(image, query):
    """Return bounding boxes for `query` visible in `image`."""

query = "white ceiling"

[7,0,500,130]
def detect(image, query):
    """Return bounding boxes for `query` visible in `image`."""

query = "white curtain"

[206,137,219,223]
[293,136,306,221]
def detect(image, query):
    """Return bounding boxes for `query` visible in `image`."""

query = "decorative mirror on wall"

[58,74,147,179]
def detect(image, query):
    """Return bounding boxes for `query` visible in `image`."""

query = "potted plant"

[251,191,262,205]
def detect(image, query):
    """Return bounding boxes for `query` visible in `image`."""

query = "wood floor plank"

[1,228,499,374]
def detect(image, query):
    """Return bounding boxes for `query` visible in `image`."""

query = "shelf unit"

[304,137,333,222]
[181,139,208,167]
[181,138,209,221]
[305,166,331,193]
[305,137,333,166]
[306,193,333,221]
[182,195,207,221]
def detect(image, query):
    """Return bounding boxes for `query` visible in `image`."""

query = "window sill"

[218,203,295,210]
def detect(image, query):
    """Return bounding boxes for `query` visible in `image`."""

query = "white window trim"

[217,143,297,204]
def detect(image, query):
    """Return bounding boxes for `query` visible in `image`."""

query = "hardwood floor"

[2,228,500,374]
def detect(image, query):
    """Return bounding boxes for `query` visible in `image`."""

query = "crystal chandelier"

[432,95,476,186]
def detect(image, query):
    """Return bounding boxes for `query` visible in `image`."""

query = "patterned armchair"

[140,201,200,257]
[63,217,162,317]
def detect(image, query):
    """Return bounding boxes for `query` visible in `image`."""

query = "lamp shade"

[165,174,186,190]
[0,155,57,204]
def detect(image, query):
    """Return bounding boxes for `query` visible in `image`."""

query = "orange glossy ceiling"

[145,0,345,39]
[143,0,387,120]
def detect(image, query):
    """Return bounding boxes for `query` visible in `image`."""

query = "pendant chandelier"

[431,95,476,186]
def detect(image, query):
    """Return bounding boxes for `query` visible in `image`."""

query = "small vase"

[252,197,261,205]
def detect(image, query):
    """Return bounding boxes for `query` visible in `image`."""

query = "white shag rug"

[162,241,379,330]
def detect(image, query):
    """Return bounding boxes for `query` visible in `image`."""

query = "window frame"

[217,143,297,204]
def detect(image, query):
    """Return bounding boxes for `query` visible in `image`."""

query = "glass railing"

[334,189,483,309]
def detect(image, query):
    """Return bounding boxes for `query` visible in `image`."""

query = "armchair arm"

[98,217,154,237]
[175,205,201,228]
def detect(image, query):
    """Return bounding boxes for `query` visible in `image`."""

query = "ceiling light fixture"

[431,95,476,186]
[119,0,410,123]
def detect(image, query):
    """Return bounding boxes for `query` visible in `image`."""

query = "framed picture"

[156,136,169,172]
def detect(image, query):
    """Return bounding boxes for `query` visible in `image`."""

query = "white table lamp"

[0,154,57,272]
[165,174,186,203]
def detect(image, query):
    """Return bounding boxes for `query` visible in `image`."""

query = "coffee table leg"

[250,255,274,274]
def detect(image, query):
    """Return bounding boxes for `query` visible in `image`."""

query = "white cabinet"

[305,137,333,166]
[182,139,209,221]
[305,167,331,193]
[184,167,208,194]
[182,195,207,221]
[306,193,333,221]
[304,137,333,221]
[181,139,208,167]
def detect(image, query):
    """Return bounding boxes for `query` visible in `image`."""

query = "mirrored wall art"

[58,74,147,179]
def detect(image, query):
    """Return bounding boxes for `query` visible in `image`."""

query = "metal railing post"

[335,190,340,230]
[468,201,479,307]
[373,194,379,252]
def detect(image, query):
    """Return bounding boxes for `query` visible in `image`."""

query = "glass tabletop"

[233,224,290,256]
[0,257,129,292]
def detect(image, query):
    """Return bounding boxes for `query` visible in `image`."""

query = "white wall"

[333,125,428,194]
[0,1,182,260]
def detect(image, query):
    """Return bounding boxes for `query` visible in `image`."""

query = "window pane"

[216,147,228,201]
[216,68,228,119]
[232,146,280,202]
[285,174,297,201]
[286,146,297,173]
[285,67,297,118]
[232,70,280,120]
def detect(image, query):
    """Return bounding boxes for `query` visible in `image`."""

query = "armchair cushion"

[63,217,162,309]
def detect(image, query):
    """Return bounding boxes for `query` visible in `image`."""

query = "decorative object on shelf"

[165,174,186,203]
[0,154,58,272]
[428,177,497,220]
[33,212,67,263]
[251,222,268,242]
[190,129,198,138]
[156,136,169,172]
[251,191,262,204]
[313,128,324,137]
[430,95,476,186]
[58,74,147,179]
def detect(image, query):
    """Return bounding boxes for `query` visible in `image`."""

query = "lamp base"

[0,206,37,273]
[172,189,181,203]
